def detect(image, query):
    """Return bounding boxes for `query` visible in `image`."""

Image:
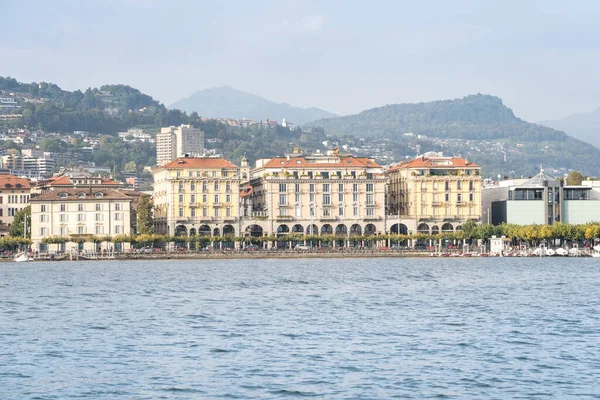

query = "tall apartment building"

[153,156,244,237]
[386,155,482,234]
[240,148,387,240]
[156,124,204,167]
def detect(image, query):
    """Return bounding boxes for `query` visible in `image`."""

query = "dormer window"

[94,192,104,198]
[59,192,68,198]
[77,193,86,198]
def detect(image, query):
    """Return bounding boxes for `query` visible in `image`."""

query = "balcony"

[431,201,441,207]
[276,215,294,221]
[213,202,224,207]
[319,215,337,221]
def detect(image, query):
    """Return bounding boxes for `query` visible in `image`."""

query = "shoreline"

[15,250,433,262]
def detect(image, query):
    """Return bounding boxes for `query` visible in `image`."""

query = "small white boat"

[14,252,31,262]
[546,248,555,257]
[555,248,568,256]
[592,246,600,258]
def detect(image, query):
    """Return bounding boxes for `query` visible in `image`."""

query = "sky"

[2,0,600,122]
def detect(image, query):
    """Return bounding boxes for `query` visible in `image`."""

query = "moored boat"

[14,252,31,262]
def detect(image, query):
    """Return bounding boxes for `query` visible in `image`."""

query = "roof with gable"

[259,156,381,169]
[0,174,31,189]
[39,175,121,187]
[158,157,238,170]
[30,188,132,202]
[389,157,479,171]
[518,171,559,188]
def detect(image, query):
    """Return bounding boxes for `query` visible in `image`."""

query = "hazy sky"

[2,0,600,121]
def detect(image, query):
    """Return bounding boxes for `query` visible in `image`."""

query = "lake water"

[2,258,600,399]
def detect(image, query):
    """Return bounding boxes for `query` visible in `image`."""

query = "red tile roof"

[389,157,479,170]
[158,157,238,170]
[0,174,31,189]
[30,188,132,202]
[260,156,380,169]
[41,176,121,186]
[240,185,253,197]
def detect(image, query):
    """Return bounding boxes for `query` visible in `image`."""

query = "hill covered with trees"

[305,94,600,177]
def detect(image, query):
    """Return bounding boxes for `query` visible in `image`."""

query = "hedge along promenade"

[31,221,600,250]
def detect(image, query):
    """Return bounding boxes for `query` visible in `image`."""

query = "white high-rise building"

[156,124,204,167]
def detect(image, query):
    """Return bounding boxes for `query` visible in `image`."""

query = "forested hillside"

[306,94,600,177]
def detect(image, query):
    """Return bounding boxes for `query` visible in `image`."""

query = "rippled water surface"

[2,258,600,399]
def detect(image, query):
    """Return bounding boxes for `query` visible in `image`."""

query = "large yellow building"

[153,156,247,237]
[386,155,482,234]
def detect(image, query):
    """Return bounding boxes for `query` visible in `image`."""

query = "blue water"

[2,258,600,399]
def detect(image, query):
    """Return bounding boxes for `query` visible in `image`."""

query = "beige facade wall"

[153,164,241,236]
[387,162,482,232]
[30,196,132,250]
[242,175,387,236]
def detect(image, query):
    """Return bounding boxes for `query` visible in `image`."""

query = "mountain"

[305,94,600,177]
[539,108,600,148]
[169,86,336,124]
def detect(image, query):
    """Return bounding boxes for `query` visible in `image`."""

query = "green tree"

[38,137,68,152]
[124,161,137,172]
[461,219,477,239]
[9,206,31,238]
[136,194,154,235]
[566,171,584,186]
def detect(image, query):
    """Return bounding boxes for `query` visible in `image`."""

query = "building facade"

[386,155,482,234]
[30,188,132,253]
[0,174,31,231]
[153,156,245,237]
[483,173,600,225]
[240,148,387,240]
[156,124,205,167]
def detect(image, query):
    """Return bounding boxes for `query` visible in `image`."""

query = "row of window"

[415,169,476,176]
[420,181,476,191]
[279,193,375,206]
[179,194,231,204]
[420,205,475,216]
[39,225,124,236]
[39,204,122,212]
[421,193,475,202]
[272,171,374,179]
[176,170,231,178]
[0,194,29,204]
[39,213,123,222]
[0,207,21,217]
[279,183,372,193]
[178,181,232,192]
[279,205,375,218]
[178,207,233,218]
